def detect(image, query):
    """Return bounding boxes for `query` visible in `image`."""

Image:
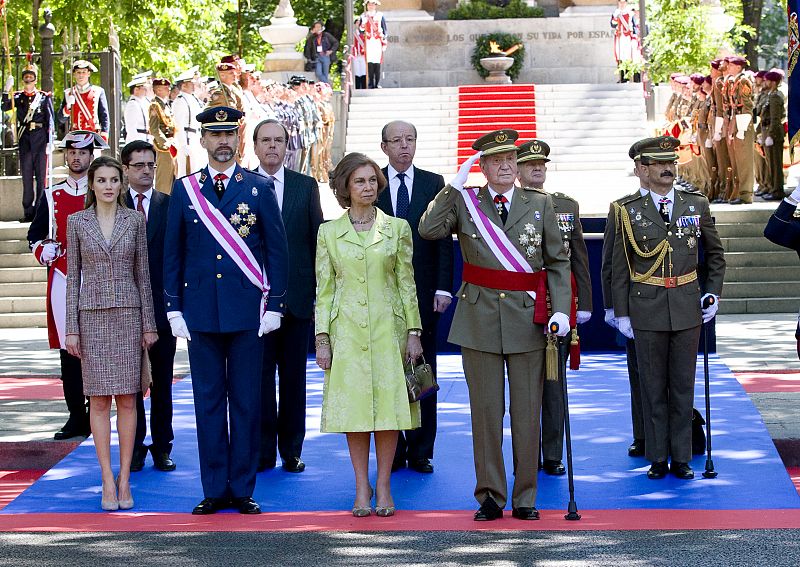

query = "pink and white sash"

[182,172,270,315]
[460,188,536,300]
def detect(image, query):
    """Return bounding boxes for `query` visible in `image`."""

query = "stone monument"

[259,0,309,80]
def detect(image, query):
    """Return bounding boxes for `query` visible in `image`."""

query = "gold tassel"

[545,334,558,381]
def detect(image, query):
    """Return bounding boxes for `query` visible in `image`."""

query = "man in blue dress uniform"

[163,106,289,515]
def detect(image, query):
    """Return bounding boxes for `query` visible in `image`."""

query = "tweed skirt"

[79,307,142,396]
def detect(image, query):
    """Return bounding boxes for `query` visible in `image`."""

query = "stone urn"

[479,56,514,84]
[259,0,309,77]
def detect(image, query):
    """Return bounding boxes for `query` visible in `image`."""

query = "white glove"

[4,75,13,92]
[756,134,763,145]
[701,293,719,323]
[65,92,75,107]
[450,151,482,190]
[547,312,570,337]
[712,133,721,142]
[704,138,713,149]
[576,310,592,325]
[617,316,635,339]
[40,242,59,263]
[168,314,191,340]
[258,311,282,337]
[604,308,617,329]
[765,136,774,147]
[790,185,800,202]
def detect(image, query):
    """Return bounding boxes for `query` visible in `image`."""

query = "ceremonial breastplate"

[72,89,98,131]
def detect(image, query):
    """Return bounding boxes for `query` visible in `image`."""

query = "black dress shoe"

[282,457,305,473]
[192,497,224,515]
[647,461,669,479]
[150,447,176,471]
[474,496,503,521]
[542,460,565,476]
[130,445,149,472]
[408,458,434,473]
[511,507,540,520]
[670,462,694,479]
[232,497,261,514]
[53,424,90,440]
[628,439,645,457]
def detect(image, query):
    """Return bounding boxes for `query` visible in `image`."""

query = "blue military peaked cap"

[196,106,243,131]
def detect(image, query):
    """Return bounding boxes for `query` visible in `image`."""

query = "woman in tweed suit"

[65,156,158,511]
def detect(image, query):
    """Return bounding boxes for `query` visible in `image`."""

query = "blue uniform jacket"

[163,165,289,333]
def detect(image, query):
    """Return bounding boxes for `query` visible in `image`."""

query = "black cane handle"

[702,295,716,309]
[550,322,559,334]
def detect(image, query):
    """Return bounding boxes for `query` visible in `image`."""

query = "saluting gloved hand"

[604,308,617,329]
[617,316,635,339]
[765,136,774,147]
[258,311,282,337]
[40,242,59,263]
[547,312,570,337]
[168,313,191,341]
[700,293,719,323]
[576,310,592,325]
[450,151,482,190]
[3,75,13,92]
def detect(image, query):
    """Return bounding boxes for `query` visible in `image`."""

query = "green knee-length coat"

[315,209,422,433]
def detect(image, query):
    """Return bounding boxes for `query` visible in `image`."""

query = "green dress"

[315,209,422,433]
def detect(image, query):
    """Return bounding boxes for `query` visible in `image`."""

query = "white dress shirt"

[257,165,284,211]
[649,188,675,221]
[129,187,153,218]
[207,163,237,189]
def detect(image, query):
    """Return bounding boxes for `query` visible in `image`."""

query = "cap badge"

[659,139,672,149]
[531,142,541,153]
[216,110,228,122]
[495,132,508,143]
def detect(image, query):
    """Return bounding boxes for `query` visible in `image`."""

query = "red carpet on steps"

[458,84,536,173]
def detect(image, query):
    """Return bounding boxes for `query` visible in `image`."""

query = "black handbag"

[404,356,439,403]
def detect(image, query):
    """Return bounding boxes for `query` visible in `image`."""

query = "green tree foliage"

[757,0,788,69]
[449,0,543,20]
[644,0,753,83]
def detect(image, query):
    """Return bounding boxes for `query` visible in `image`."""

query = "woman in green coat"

[315,153,423,518]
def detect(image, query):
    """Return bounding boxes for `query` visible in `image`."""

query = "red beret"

[152,78,171,87]
[727,55,747,67]
[710,59,721,70]
[703,75,712,84]
[690,73,705,85]
[765,70,784,82]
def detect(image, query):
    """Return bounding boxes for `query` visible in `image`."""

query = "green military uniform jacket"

[611,189,725,331]
[550,192,592,312]
[761,89,786,141]
[419,184,571,354]
[601,190,643,309]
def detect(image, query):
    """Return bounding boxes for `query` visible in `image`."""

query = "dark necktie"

[658,196,671,224]
[136,193,147,223]
[494,194,509,225]
[395,172,410,219]
[214,173,227,200]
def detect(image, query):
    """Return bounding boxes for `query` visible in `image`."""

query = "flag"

[789,1,800,145]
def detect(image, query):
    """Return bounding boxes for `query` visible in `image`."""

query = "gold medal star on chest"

[230,203,257,237]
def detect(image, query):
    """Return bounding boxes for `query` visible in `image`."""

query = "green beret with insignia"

[472,129,519,156]
[517,139,551,163]
[636,136,679,164]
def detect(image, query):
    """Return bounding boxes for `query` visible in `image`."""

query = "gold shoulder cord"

[613,202,673,282]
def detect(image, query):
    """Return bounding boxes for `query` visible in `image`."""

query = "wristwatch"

[408,329,422,337]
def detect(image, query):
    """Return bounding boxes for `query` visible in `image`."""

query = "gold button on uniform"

[667,231,672,236]
[216,254,222,260]
[471,234,477,239]
[360,322,367,328]
[359,299,367,306]
[216,274,222,279]
[194,219,198,224]
[358,276,365,283]
[499,292,506,299]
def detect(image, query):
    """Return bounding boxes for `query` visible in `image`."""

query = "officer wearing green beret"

[516,139,592,476]
[611,136,725,479]
[420,129,571,521]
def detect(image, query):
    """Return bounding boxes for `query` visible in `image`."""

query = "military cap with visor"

[516,139,551,163]
[196,106,243,131]
[472,129,519,156]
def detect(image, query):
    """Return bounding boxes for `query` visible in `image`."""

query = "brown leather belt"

[635,270,697,289]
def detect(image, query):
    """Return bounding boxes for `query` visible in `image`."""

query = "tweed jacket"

[65,206,157,335]
[611,188,725,332]
[419,184,571,354]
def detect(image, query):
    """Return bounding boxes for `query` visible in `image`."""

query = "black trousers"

[59,349,88,428]
[368,62,381,88]
[626,338,645,441]
[354,75,367,90]
[396,320,438,462]
[260,313,311,464]
[19,133,47,218]
[135,329,177,452]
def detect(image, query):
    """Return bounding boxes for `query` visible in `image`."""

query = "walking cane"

[701,295,718,479]
[550,321,581,520]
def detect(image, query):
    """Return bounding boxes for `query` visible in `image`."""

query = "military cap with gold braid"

[472,129,519,156]
[196,106,243,131]
[516,139,551,163]
[632,136,679,164]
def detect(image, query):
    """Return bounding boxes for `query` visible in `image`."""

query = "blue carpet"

[4,353,798,514]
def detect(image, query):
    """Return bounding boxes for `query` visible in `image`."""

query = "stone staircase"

[0,223,46,328]
[715,207,800,315]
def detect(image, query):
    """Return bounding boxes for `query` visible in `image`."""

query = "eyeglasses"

[127,162,157,170]
[384,136,416,146]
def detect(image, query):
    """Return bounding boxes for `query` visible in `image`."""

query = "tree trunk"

[741,0,764,67]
